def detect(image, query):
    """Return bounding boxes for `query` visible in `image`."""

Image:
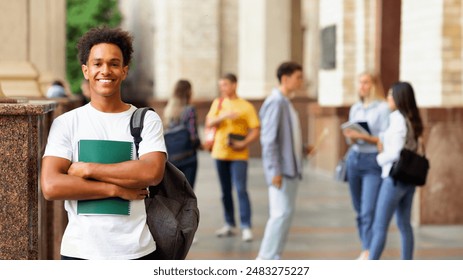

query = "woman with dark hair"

[163,79,201,189]
[369,81,424,260]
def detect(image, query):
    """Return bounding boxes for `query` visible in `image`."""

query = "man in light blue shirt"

[256,61,304,260]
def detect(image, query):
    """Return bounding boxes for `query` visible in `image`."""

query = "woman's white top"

[376,110,407,178]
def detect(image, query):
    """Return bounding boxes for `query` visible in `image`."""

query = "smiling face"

[81,43,128,99]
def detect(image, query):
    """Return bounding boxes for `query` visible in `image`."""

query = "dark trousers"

[61,250,161,260]
[175,160,198,189]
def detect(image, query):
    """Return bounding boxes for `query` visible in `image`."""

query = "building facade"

[1,0,462,225]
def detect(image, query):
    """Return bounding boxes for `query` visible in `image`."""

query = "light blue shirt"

[349,100,390,153]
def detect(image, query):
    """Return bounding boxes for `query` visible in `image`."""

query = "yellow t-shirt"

[206,97,260,160]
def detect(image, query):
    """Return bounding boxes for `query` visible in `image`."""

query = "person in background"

[46,80,71,98]
[256,61,305,260]
[369,82,423,260]
[163,79,201,189]
[80,79,91,102]
[343,71,390,260]
[205,73,260,242]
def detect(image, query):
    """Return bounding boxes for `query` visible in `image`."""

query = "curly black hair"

[77,26,133,66]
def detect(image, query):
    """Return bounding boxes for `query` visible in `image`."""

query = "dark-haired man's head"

[277,62,303,94]
[78,27,133,99]
[219,73,238,98]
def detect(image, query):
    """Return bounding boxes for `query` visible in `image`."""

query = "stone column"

[0,0,66,97]
[0,100,56,260]
[119,0,155,103]
[401,0,463,106]
[153,0,220,100]
[237,0,292,99]
[302,0,320,99]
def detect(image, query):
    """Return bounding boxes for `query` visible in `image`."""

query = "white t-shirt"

[43,103,166,259]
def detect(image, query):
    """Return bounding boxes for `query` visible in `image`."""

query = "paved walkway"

[187,151,463,260]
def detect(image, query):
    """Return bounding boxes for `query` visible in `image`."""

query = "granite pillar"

[414,108,463,224]
[0,100,56,260]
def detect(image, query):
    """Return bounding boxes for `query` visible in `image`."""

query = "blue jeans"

[257,177,299,260]
[369,177,416,260]
[215,160,251,228]
[346,150,382,250]
[175,160,198,190]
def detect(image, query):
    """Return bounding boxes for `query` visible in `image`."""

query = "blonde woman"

[343,72,390,260]
[163,79,201,189]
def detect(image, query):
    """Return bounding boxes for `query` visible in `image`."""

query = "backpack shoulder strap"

[130,107,155,158]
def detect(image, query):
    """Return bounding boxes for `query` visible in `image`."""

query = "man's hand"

[68,162,90,179]
[272,175,282,189]
[220,111,239,121]
[304,144,315,156]
[115,186,149,201]
[229,140,247,151]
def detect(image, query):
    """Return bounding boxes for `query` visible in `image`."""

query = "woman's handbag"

[389,148,429,186]
[389,119,429,186]
[203,98,223,152]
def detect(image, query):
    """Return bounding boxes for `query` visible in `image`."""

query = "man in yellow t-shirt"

[205,73,260,242]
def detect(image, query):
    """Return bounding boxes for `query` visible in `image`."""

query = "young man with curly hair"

[40,27,166,260]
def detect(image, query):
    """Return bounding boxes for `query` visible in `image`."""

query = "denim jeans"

[257,177,299,260]
[346,150,382,250]
[215,160,251,228]
[369,177,416,260]
[175,160,198,190]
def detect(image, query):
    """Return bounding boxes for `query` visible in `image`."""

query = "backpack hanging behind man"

[130,107,200,260]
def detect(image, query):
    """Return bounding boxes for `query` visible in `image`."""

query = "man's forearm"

[84,153,165,188]
[41,171,118,201]
[244,128,260,146]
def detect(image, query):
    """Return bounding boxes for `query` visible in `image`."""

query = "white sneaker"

[356,250,369,260]
[242,228,253,242]
[215,225,234,237]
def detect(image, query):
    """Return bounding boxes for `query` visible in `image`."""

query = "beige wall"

[317,0,379,106]
[122,0,303,101]
[315,0,463,107]
[152,0,221,100]
[238,0,292,99]
[401,0,463,106]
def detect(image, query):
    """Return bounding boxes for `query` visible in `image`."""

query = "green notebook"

[77,139,133,215]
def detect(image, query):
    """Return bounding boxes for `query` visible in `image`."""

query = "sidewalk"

[187,151,463,260]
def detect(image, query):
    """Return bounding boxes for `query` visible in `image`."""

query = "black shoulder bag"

[389,118,429,186]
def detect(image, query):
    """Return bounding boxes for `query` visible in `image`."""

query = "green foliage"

[66,0,122,94]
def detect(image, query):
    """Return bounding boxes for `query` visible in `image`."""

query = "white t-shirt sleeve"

[43,115,73,161]
[138,110,167,157]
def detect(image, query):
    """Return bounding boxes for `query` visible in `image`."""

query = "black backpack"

[164,123,195,164]
[130,107,200,260]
